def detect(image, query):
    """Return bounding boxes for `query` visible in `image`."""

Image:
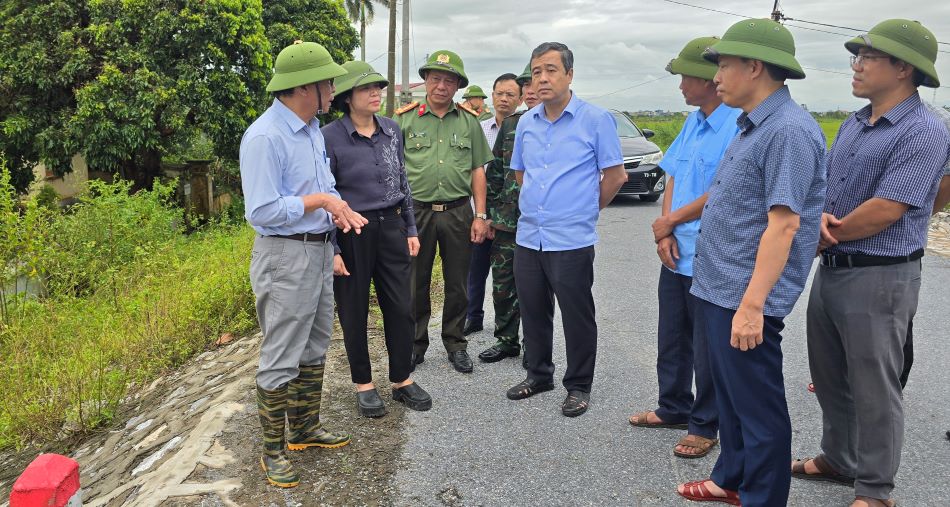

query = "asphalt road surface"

[394,196,950,507]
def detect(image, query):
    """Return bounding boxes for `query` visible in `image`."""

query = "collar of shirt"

[533,91,580,123]
[271,98,320,134]
[854,91,921,127]
[736,85,792,134]
[340,114,391,140]
[702,102,737,134]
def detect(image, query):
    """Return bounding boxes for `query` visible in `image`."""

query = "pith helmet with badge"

[463,85,488,98]
[266,40,347,92]
[703,18,806,79]
[667,36,721,81]
[845,19,941,87]
[419,50,469,88]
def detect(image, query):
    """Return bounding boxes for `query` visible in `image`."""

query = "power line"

[586,75,674,100]
[659,0,746,19]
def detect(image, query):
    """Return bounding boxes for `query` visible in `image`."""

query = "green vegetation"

[630,114,845,152]
[0,163,256,449]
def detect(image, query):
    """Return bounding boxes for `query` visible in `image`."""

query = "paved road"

[395,196,950,506]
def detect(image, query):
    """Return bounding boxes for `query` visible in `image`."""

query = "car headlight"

[641,151,663,165]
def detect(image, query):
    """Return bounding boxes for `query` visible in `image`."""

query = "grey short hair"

[530,42,574,73]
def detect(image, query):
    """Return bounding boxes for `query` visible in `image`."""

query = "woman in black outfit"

[322,61,431,417]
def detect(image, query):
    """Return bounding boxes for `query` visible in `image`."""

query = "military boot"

[286,364,351,450]
[257,384,299,488]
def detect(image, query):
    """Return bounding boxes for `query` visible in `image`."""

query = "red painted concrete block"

[10,454,81,507]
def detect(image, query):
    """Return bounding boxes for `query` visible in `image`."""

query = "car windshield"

[612,112,643,138]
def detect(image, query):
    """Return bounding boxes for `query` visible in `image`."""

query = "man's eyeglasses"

[850,54,889,67]
[492,92,519,99]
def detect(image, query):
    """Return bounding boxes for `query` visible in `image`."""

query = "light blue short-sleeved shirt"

[690,86,827,318]
[240,99,340,236]
[659,103,741,276]
[510,93,624,251]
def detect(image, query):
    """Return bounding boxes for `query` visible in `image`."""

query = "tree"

[0,1,358,193]
[264,0,359,65]
[0,0,273,192]
[343,0,387,62]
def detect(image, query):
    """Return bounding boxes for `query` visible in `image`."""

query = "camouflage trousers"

[490,229,520,347]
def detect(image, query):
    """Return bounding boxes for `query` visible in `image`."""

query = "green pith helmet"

[266,41,347,92]
[463,85,487,98]
[516,63,532,85]
[845,19,940,88]
[703,18,805,79]
[667,36,721,81]
[333,60,389,96]
[418,50,469,88]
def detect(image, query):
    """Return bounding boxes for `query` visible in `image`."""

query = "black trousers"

[514,245,597,392]
[334,208,414,384]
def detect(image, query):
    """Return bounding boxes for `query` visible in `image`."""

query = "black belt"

[268,231,331,242]
[358,205,402,220]
[819,249,923,268]
[413,197,468,212]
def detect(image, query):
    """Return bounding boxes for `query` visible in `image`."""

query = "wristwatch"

[475,212,488,220]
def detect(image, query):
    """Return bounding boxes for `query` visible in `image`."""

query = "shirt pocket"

[450,136,472,168]
[404,136,432,169]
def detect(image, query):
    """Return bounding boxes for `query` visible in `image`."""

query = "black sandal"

[506,378,554,400]
[561,390,590,417]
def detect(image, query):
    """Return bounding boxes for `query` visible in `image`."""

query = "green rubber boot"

[286,364,351,450]
[257,384,299,488]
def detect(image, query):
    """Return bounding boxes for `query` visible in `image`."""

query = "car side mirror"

[641,128,655,139]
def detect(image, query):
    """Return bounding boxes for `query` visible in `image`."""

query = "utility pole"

[400,0,411,106]
[771,0,783,21]
[385,0,396,116]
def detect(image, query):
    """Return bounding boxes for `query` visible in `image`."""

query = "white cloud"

[356,0,950,111]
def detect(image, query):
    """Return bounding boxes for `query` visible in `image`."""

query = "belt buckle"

[432,204,446,212]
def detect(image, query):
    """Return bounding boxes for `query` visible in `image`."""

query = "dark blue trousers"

[465,237,493,325]
[698,298,791,507]
[655,268,717,438]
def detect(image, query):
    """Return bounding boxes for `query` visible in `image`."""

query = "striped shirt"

[825,93,949,257]
[691,86,827,317]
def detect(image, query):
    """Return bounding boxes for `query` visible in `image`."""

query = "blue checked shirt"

[510,93,624,251]
[691,86,827,317]
[240,99,340,236]
[825,93,949,256]
[659,103,741,276]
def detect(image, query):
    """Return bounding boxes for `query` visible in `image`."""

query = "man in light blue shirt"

[626,36,741,462]
[240,41,367,489]
[504,42,627,417]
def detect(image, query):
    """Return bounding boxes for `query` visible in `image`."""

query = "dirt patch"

[0,316,407,507]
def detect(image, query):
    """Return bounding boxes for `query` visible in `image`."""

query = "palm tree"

[344,0,387,61]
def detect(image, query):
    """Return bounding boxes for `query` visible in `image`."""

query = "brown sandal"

[628,410,688,429]
[674,434,719,459]
[791,454,855,486]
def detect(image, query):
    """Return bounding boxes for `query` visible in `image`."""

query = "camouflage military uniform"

[486,111,525,351]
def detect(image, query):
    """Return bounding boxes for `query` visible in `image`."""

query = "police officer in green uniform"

[462,84,494,121]
[479,64,533,365]
[396,50,493,373]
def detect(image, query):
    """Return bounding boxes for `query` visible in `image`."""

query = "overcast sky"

[354,0,950,112]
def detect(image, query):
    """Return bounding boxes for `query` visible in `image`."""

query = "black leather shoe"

[561,390,591,417]
[356,389,386,418]
[506,378,555,400]
[447,350,474,373]
[392,382,432,411]
[462,320,484,336]
[478,344,520,363]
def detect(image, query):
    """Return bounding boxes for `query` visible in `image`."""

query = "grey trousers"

[806,260,921,500]
[250,235,335,390]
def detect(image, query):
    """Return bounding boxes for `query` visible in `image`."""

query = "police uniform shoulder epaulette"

[457,102,479,116]
[395,102,419,115]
